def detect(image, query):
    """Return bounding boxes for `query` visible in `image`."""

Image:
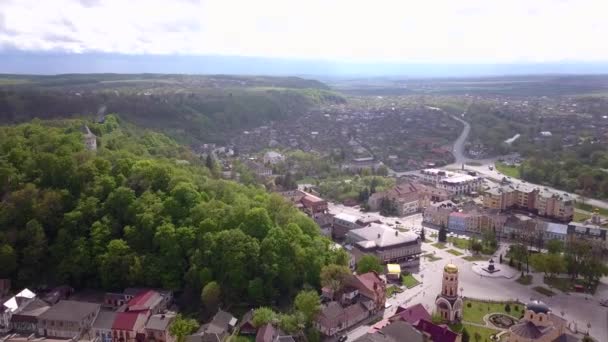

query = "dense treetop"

[0,115,343,308]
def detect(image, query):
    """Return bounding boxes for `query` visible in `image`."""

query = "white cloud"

[0,0,607,62]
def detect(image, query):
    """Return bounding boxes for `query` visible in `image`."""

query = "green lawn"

[575,202,608,216]
[463,299,521,324]
[544,276,596,294]
[462,255,487,262]
[573,211,592,222]
[516,275,533,285]
[447,249,464,256]
[448,237,469,249]
[495,162,521,178]
[386,285,403,297]
[533,286,556,297]
[402,274,421,288]
[432,242,447,249]
[422,253,442,262]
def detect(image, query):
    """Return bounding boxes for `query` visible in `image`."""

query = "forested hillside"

[0,115,344,307]
[0,74,345,143]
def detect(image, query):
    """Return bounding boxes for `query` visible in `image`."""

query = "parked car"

[600,299,608,307]
[338,335,348,342]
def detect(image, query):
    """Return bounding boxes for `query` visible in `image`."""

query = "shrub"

[467,302,472,308]
[514,305,519,312]
[504,304,511,312]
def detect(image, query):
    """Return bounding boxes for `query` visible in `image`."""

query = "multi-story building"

[419,169,482,196]
[423,200,457,227]
[347,223,421,267]
[368,182,448,216]
[483,184,573,222]
[333,213,363,239]
[567,221,607,250]
[37,300,100,339]
[9,298,49,334]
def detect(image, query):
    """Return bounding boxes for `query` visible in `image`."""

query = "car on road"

[600,299,608,307]
[338,335,348,342]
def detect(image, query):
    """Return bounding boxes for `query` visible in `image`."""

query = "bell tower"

[435,263,463,322]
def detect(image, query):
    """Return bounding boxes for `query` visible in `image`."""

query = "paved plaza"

[327,203,608,342]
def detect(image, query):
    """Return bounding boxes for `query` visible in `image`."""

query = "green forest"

[0,115,346,309]
[0,74,345,144]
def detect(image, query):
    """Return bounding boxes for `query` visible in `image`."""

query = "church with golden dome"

[435,263,463,322]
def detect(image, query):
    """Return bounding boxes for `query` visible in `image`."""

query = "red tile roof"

[392,304,431,325]
[414,319,459,342]
[112,311,148,331]
[127,290,161,311]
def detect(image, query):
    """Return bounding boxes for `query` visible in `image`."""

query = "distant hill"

[0,73,344,144]
[2,52,608,77]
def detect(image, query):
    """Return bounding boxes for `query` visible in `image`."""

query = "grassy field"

[463,299,521,324]
[495,162,521,178]
[462,255,487,262]
[448,237,469,249]
[402,274,421,288]
[533,286,556,297]
[516,275,533,285]
[432,242,447,249]
[386,285,403,297]
[573,210,592,222]
[447,249,464,256]
[422,253,442,262]
[575,202,608,216]
[544,276,595,294]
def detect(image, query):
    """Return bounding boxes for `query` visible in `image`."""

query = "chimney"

[395,230,398,236]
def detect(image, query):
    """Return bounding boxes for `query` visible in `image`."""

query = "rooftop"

[39,300,100,322]
[351,223,419,249]
[334,212,359,223]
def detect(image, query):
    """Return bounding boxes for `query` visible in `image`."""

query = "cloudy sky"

[1,0,607,63]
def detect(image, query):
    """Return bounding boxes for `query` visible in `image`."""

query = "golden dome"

[444,263,458,274]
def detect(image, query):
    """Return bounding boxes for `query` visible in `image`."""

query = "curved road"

[391,110,608,210]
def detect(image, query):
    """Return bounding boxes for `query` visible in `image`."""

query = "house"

[391,304,431,325]
[92,310,117,342]
[112,311,149,342]
[263,151,285,165]
[414,319,461,342]
[315,272,386,337]
[255,323,295,342]
[186,310,237,342]
[300,193,328,217]
[145,312,177,342]
[237,310,256,335]
[127,290,166,314]
[347,223,421,267]
[245,160,272,177]
[37,300,100,339]
[355,320,424,342]
[10,299,50,334]
[333,213,363,239]
[1,289,37,333]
